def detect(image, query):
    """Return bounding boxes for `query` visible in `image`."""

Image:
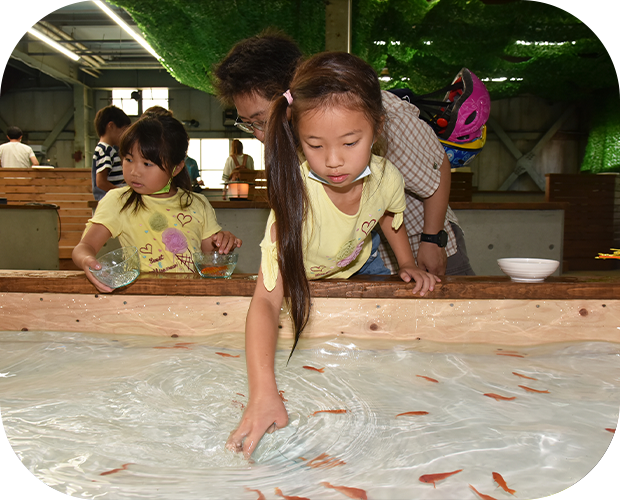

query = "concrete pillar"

[325,0,351,52]
[73,84,91,168]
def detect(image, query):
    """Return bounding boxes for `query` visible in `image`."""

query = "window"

[187,138,264,189]
[112,88,169,116]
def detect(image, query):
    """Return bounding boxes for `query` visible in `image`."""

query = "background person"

[0,126,39,168]
[222,139,254,199]
[92,105,131,201]
[185,155,203,192]
[213,30,474,276]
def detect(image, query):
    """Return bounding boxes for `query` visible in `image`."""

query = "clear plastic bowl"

[193,251,238,279]
[90,246,140,289]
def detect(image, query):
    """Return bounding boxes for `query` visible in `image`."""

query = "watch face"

[438,230,448,247]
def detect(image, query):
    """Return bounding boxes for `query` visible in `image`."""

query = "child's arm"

[226,266,288,458]
[72,223,115,293]
[379,214,439,296]
[96,169,117,192]
[201,231,242,254]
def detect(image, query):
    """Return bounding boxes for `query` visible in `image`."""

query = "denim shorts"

[353,231,392,276]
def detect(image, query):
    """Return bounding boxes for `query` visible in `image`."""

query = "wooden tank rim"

[0,270,618,300]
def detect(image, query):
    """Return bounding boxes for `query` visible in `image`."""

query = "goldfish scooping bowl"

[90,246,140,289]
[194,251,238,279]
[497,258,559,283]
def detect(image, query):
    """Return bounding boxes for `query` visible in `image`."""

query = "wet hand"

[213,231,242,254]
[226,392,288,459]
[82,257,114,294]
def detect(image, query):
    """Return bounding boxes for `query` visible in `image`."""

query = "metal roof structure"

[3,1,170,93]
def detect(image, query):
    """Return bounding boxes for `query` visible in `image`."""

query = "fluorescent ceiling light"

[93,0,162,61]
[27,27,80,62]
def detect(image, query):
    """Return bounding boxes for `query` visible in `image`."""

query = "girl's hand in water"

[81,256,114,294]
[226,390,289,459]
[209,231,242,254]
[398,266,440,296]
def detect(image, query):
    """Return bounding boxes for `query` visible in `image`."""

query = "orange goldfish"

[279,390,288,402]
[396,411,429,417]
[518,385,550,394]
[100,463,132,476]
[496,353,525,358]
[153,343,190,349]
[321,481,367,500]
[231,400,245,410]
[606,428,616,433]
[469,484,498,500]
[310,409,347,416]
[200,265,229,275]
[274,487,310,500]
[492,472,516,495]
[512,371,538,380]
[215,352,240,358]
[303,453,346,469]
[416,375,439,383]
[303,365,325,373]
[419,469,462,488]
[245,487,266,500]
[484,393,516,401]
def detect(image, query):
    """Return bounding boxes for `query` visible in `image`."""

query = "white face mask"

[308,165,372,185]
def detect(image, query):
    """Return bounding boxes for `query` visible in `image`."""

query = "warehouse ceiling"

[3,1,169,93]
[2,0,619,102]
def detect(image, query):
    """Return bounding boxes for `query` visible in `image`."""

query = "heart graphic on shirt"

[140,243,153,255]
[361,219,376,235]
[177,213,192,227]
[310,265,327,274]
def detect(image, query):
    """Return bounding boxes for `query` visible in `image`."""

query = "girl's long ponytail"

[265,94,311,360]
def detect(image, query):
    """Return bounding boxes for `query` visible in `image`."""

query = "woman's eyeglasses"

[234,116,266,134]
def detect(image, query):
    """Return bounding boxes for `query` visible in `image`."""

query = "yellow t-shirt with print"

[86,187,221,273]
[260,155,406,291]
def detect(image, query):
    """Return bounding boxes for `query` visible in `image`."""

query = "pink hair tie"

[283,89,293,106]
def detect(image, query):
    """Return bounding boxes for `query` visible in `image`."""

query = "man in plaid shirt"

[379,91,474,275]
[214,30,474,276]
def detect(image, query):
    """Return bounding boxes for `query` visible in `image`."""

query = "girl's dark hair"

[265,52,385,358]
[119,114,193,212]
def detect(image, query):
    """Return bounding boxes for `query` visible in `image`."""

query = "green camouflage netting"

[111,0,619,172]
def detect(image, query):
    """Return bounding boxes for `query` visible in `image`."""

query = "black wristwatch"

[420,230,448,248]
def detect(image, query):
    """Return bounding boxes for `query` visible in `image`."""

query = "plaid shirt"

[379,91,459,272]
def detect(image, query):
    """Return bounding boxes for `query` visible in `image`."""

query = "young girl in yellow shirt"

[227,51,439,458]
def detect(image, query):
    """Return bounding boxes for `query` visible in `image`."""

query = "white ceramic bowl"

[497,258,560,282]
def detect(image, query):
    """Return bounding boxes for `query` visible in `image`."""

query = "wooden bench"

[0,168,92,261]
[546,173,616,271]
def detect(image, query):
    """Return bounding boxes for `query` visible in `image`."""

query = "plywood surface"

[2,292,618,346]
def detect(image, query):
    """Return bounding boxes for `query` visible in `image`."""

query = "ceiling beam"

[10,48,85,87]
